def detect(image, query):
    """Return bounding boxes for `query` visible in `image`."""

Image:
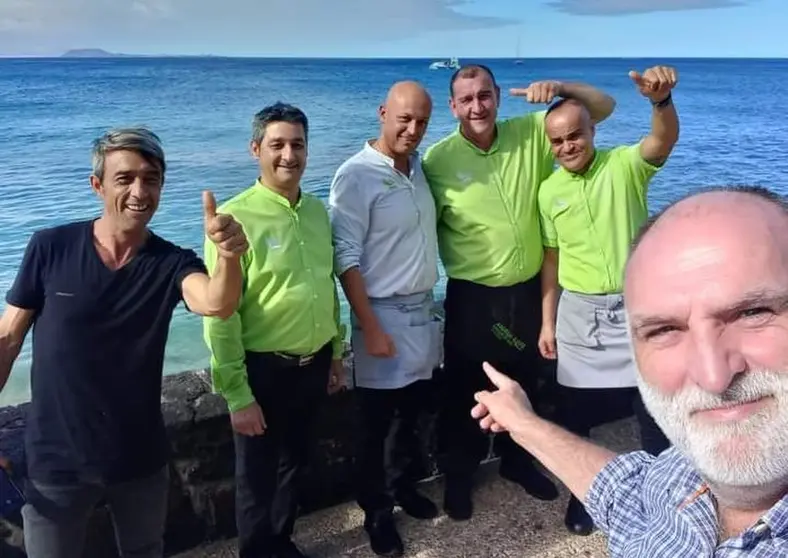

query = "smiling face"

[90,149,163,232]
[450,68,500,143]
[378,82,432,158]
[545,100,596,173]
[251,121,307,191]
[625,192,788,489]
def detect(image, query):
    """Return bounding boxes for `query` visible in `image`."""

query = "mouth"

[125,202,151,214]
[277,165,299,172]
[692,396,772,423]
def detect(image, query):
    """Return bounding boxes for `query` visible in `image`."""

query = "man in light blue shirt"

[329,81,440,558]
[471,186,788,557]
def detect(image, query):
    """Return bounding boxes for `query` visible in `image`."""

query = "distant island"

[61,48,130,58]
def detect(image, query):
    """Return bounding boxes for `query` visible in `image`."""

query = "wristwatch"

[651,93,673,108]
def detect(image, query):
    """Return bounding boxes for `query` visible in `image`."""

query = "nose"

[280,145,295,162]
[471,98,484,114]
[688,327,747,394]
[406,121,419,136]
[129,177,146,197]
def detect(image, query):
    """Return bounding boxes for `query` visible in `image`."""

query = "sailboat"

[514,36,524,65]
[429,57,460,70]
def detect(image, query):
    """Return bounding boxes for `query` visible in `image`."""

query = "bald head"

[378,80,432,158]
[627,187,788,284]
[385,80,431,108]
[544,98,596,173]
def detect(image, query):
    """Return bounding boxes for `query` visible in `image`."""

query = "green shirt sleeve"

[619,143,661,202]
[202,235,255,413]
[538,184,559,248]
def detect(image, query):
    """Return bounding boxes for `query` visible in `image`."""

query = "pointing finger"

[482,361,512,389]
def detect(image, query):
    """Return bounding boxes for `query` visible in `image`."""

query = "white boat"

[429,57,460,70]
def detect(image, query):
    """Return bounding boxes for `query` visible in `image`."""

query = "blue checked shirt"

[585,447,788,557]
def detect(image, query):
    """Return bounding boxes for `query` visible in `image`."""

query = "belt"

[272,351,316,367]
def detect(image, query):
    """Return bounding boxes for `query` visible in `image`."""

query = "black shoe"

[396,490,439,520]
[443,481,473,521]
[499,462,559,501]
[564,496,595,536]
[364,513,404,557]
[274,539,310,558]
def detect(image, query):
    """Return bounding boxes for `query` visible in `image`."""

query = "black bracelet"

[651,93,672,108]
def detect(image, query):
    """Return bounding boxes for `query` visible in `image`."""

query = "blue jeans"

[22,466,169,558]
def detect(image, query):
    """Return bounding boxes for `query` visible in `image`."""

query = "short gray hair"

[91,127,166,180]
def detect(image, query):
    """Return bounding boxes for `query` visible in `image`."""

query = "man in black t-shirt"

[0,127,249,558]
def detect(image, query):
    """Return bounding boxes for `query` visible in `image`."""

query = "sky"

[0,0,784,58]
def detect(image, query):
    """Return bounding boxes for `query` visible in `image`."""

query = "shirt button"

[316,323,321,327]
[313,294,318,299]
[306,268,311,272]
[300,241,305,246]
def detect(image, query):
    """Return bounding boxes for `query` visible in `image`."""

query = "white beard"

[637,368,788,490]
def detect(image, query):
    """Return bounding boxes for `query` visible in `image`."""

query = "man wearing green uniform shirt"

[203,102,346,558]
[421,63,616,520]
[537,65,680,536]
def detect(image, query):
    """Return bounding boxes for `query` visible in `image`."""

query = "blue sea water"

[1,57,787,406]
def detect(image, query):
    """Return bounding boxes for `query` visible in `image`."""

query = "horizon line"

[2,54,787,60]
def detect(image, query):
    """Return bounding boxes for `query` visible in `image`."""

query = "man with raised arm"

[0,127,247,558]
[536,65,679,535]
[473,186,788,556]
[329,81,440,557]
[421,63,616,520]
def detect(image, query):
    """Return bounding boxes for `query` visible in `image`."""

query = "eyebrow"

[629,288,788,332]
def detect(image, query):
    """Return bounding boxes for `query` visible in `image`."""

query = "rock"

[0,303,563,556]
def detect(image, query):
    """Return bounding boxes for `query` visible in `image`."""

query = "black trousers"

[354,380,430,519]
[438,275,546,486]
[233,344,331,558]
[557,385,670,457]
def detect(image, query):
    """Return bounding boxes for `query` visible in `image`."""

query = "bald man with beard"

[329,81,440,557]
[472,186,788,557]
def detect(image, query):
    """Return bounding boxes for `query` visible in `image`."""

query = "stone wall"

[0,309,560,557]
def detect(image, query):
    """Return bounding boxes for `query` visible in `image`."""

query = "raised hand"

[203,190,248,259]
[629,66,678,103]
[510,80,563,104]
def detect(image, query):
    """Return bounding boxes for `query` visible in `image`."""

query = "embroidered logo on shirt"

[382,178,397,189]
[554,199,568,209]
[455,172,473,185]
[266,237,282,250]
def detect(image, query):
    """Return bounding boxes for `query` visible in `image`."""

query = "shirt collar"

[255,178,302,210]
[455,124,500,155]
[363,140,419,175]
[561,149,603,179]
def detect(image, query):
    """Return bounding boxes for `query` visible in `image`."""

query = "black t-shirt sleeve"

[174,246,208,300]
[6,232,46,311]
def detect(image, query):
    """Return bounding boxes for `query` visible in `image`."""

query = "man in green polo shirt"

[421,63,616,521]
[203,102,345,558]
[537,65,680,536]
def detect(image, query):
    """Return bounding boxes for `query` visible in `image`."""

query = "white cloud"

[0,0,514,55]
[545,0,754,16]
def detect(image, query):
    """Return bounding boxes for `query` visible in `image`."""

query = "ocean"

[1,57,787,406]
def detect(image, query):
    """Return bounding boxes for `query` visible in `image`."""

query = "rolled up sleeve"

[328,170,369,275]
[584,451,654,540]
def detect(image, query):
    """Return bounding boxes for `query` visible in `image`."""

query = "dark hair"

[449,64,499,97]
[631,185,788,255]
[252,102,309,143]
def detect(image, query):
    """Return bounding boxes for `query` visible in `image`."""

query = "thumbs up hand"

[629,65,678,103]
[471,362,534,434]
[203,190,248,259]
